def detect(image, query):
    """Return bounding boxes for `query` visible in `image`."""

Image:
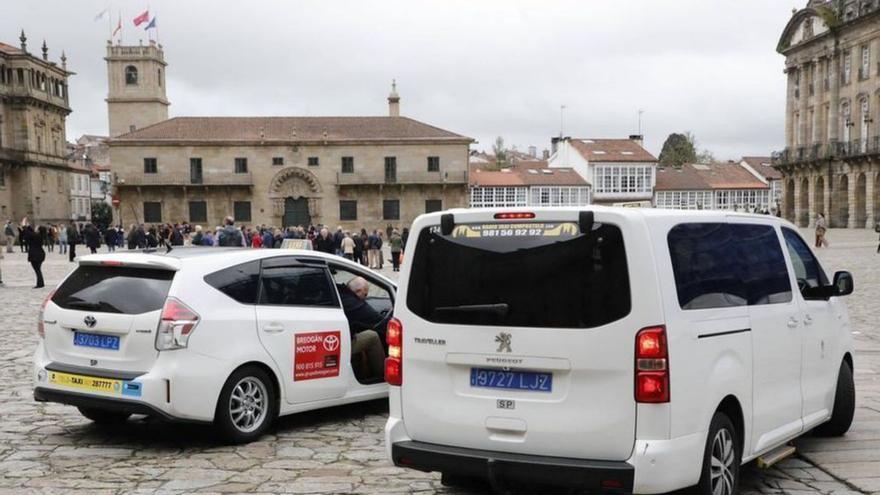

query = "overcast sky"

[4,0,797,159]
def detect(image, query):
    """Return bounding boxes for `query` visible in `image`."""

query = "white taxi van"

[385,207,856,494]
[33,248,395,443]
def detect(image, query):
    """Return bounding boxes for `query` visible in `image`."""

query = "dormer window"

[125,65,138,85]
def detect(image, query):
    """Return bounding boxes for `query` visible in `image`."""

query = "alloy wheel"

[229,377,268,433]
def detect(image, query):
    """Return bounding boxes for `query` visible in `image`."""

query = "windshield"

[406,221,631,328]
[53,265,174,314]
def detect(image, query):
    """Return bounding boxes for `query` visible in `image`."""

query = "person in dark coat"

[84,224,101,254]
[24,224,46,288]
[146,227,159,248]
[104,227,118,252]
[339,277,388,380]
[313,227,335,254]
[67,221,79,262]
[170,225,184,246]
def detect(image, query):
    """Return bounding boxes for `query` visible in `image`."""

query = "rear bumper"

[33,387,209,424]
[391,440,634,491]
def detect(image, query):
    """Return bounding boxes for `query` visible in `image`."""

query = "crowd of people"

[1,216,410,288]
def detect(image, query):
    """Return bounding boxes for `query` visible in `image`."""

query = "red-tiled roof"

[570,138,657,163]
[469,166,587,187]
[470,169,526,187]
[741,156,782,180]
[655,162,769,191]
[112,116,472,143]
[0,42,24,55]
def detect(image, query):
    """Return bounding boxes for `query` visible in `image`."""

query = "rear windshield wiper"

[65,300,121,313]
[434,303,509,317]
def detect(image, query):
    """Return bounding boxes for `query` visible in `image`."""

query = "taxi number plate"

[49,371,122,394]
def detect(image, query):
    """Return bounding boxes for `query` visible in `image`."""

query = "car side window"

[733,224,792,306]
[668,223,747,309]
[782,227,829,291]
[329,265,393,301]
[204,260,261,304]
[258,264,339,307]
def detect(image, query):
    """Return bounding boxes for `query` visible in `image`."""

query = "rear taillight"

[155,297,200,351]
[385,317,403,386]
[494,212,536,220]
[37,290,56,339]
[635,326,669,403]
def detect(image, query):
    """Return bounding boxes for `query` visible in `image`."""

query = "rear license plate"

[470,368,552,392]
[73,331,120,350]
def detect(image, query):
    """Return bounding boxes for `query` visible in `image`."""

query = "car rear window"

[406,221,631,328]
[667,223,792,310]
[53,265,174,314]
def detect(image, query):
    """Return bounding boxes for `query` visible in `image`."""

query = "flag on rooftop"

[94,8,109,22]
[133,10,150,27]
[145,16,157,30]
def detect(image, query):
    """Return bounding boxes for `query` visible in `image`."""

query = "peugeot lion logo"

[84,316,97,328]
[495,332,512,353]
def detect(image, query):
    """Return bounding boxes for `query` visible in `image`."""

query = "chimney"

[388,79,400,117]
[542,149,550,160]
[629,134,644,147]
[528,145,537,158]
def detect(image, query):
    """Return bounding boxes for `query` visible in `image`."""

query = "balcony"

[772,137,880,168]
[116,172,253,187]
[336,170,467,186]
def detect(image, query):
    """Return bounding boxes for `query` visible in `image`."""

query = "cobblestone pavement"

[0,229,878,494]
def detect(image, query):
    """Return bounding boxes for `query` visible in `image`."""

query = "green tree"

[658,133,697,168]
[91,201,113,230]
[492,136,508,166]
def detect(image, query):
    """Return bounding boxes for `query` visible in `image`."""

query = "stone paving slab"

[0,228,878,494]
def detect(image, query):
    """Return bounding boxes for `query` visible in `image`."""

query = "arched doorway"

[855,173,867,228]
[283,197,310,228]
[837,175,849,227]
[799,177,810,227]
[813,176,825,220]
[784,179,795,222]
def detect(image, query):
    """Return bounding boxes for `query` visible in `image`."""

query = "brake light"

[37,290,56,339]
[494,212,535,220]
[635,326,669,403]
[100,260,124,267]
[155,297,200,351]
[385,317,403,386]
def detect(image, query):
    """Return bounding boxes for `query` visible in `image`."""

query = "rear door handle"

[804,314,813,325]
[787,317,799,329]
[263,322,284,333]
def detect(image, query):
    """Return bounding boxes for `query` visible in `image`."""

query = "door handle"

[787,317,799,329]
[263,322,284,333]
[804,314,813,325]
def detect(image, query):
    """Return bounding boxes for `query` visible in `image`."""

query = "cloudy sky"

[4,0,797,159]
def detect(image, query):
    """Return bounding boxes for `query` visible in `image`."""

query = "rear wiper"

[434,303,509,317]
[65,301,103,310]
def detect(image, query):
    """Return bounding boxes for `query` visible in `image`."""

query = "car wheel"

[77,406,131,424]
[814,361,855,437]
[693,412,740,495]
[214,366,276,444]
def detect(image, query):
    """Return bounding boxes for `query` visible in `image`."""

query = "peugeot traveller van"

[385,207,855,495]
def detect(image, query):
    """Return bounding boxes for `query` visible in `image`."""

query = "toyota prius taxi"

[33,247,396,443]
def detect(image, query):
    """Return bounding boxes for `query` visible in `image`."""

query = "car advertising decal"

[294,331,341,381]
[450,222,579,239]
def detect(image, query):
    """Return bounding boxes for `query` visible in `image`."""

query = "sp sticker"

[497,399,515,410]
[294,331,341,381]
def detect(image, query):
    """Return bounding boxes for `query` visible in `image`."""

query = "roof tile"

[570,138,657,163]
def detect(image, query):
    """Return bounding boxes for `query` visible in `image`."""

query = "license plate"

[48,371,143,397]
[470,368,552,392]
[73,331,120,350]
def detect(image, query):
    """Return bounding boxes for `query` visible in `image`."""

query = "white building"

[548,136,657,205]
[654,161,772,212]
[469,161,591,208]
[739,156,783,214]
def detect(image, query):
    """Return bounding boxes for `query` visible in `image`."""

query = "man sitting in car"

[340,277,387,382]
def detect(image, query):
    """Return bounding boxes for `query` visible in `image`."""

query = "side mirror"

[833,271,854,296]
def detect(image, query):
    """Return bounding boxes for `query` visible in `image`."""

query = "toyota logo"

[323,334,340,352]
[84,316,97,328]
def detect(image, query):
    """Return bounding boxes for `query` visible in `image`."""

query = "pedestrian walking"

[18,224,27,253]
[377,232,384,269]
[875,220,880,254]
[104,227,118,252]
[58,224,68,254]
[389,229,403,272]
[341,231,356,260]
[333,226,344,256]
[84,224,100,254]
[367,230,380,268]
[23,222,45,288]
[4,220,15,253]
[815,213,828,248]
[67,221,79,262]
[218,217,243,247]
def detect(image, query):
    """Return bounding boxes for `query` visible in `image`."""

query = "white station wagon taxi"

[34,248,395,443]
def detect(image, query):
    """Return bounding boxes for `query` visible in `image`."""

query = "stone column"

[785,66,796,148]
[794,175,803,226]
[823,174,832,223]
[866,170,876,229]
[848,172,858,228]
[808,175,817,227]
[799,64,810,148]
[829,54,841,143]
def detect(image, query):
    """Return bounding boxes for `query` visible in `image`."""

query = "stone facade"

[0,32,74,225]
[774,0,880,228]
[105,42,168,138]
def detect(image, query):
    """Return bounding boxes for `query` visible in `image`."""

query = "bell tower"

[105,40,170,137]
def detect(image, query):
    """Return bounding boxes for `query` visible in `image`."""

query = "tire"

[693,412,741,495]
[77,406,131,424]
[214,366,277,444]
[814,361,855,437]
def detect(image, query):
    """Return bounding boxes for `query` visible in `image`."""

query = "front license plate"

[470,368,552,392]
[73,331,120,350]
[49,371,122,395]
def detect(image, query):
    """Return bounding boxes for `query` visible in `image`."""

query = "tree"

[91,201,112,230]
[658,133,696,168]
[492,136,508,166]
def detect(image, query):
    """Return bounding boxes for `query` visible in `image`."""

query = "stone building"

[107,42,472,231]
[654,161,771,211]
[774,0,880,228]
[0,32,74,225]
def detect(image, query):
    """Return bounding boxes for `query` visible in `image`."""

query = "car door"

[780,227,838,429]
[254,257,350,404]
[726,218,803,455]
